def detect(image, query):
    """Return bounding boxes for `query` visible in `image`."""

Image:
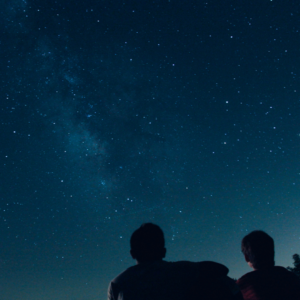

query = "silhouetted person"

[237,230,300,300]
[108,223,242,300]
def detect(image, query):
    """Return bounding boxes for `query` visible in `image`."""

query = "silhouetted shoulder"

[108,261,172,300]
[108,260,232,300]
[237,266,300,300]
[111,260,170,286]
[237,266,300,284]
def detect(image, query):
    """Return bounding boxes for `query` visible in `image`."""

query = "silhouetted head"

[130,223,166,263]
[241,230,275,270]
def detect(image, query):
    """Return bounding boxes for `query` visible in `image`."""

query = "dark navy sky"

[1,1,300,299]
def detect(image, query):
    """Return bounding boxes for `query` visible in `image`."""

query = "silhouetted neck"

[136,258,164,265]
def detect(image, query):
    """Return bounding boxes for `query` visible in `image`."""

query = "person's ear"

[244,254,254,269]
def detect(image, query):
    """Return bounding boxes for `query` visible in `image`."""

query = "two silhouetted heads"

[241,230,275,269]
[130,224,275,268]
[130,223,166,263]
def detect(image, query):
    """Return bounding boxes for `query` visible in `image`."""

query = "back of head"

[130,223,165,263]
[241,230,275,269]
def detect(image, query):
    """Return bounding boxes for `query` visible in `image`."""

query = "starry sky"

[1,0,300,299]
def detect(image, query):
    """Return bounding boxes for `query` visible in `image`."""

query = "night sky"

[1,1,300,299]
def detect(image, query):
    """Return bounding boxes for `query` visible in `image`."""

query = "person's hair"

[241,230,275,269]
[130,223,165,262]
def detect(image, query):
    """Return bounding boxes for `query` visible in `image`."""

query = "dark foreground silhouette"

[288,253,300,278]
[237,230,300,300]
[108,223,242,300]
